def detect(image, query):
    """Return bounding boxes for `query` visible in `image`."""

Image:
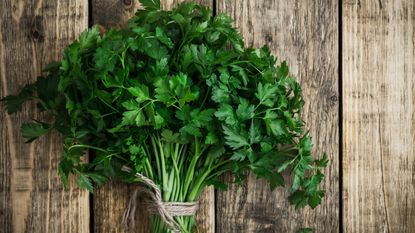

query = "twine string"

[121,166,199,233]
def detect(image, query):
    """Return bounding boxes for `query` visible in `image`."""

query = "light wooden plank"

[343,0,415,232]
[216,0,339,232]
[0,1,89,232]
[91,1,214,232]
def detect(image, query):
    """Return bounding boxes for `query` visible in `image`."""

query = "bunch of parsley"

[2,1,327,232]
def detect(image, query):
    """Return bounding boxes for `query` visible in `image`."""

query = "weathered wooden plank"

[216,0,339,232]
[91,1,214,233]
[343,0,415,232]
[0,1,89,233]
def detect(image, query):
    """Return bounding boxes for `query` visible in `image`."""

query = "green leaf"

[277,160,292,173]
[155,73,198,107]
[297,228,313,233]
[181,124,201,137]
[236,98,255,121]
[139,0,160,10]
[288,190,308,209]
[1,84,34,114]
[303,171,324,194]
[255,82,278,107]
[89,173,107,186]
[127,85,150,103]
[299,135,313,153]
[205,131,219,144]
[58,158,73,188]
[77,173,94,193]
[161,129,180,143]
[230,65,248,86]
[269,119,287,137]
[154,113,165,129]
[143,39,168,60]
[215,104,238,126]
[95,47,115,71]
[315,154,329,168]
[249,120,261,144]
[206,178,228,191]
[35,75,59,108]
[191,108,215,127]
[260,142,273,152]
[211,83,230,103]
[267,172,285,190]
[155,27,174,48]
[21,122,50,142]
[222,125,249,150]
[308,190,324,209]
[230,150,247,161]
[276,61,289,79]
[122,110,145,127]
[78,26,100,52]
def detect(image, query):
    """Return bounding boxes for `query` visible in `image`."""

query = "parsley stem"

[68,144,107,152]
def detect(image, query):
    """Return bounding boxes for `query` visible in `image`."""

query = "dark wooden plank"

[0,1,89,232]
[91,1,214,233]
[215,0,339,232]
[343,0,415,232]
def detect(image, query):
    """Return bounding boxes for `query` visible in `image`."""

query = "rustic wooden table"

[0,0,413,232]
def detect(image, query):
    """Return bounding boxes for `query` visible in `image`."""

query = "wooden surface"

[215,0,339,232]
[1,0,414,233]
[343,0,415,232]
[0,1,89,233]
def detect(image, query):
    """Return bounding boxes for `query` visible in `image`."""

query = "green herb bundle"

[2,1,327,232]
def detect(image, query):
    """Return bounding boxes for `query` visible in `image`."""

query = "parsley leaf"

[21,122,50,143]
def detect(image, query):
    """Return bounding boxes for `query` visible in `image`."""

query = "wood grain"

[0,1,89,233]
[343,0,415,232]
[216,0,339,232]
[91,1,215,233]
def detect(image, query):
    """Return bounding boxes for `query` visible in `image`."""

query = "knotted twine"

[121,166,199,233]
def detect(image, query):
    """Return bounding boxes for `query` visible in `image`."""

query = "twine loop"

[121,166,199,233]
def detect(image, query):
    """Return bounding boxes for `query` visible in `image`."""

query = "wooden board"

[0,1,89,233]
[343,0,415,232]
[215,0,339,232]
[91,1,214,233]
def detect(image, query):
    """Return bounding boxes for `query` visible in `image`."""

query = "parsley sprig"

[2,1,327,232]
